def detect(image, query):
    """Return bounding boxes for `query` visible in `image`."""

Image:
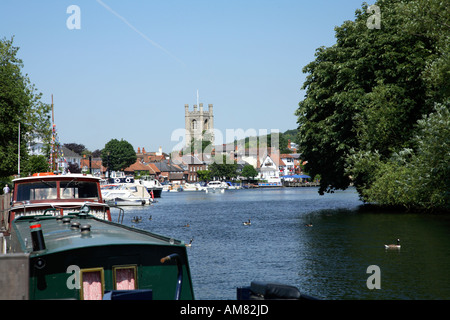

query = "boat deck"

[11,214,184,256]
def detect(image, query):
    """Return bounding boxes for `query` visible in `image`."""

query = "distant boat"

[183,182,207,192]
[107,171,134,184]
[205,181,227,193]
[137,176,163,198]
[101,183,153,205]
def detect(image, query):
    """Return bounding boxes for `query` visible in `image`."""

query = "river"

[110,187,450,300]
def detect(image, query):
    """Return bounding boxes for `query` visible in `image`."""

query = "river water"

[110,187,450,300]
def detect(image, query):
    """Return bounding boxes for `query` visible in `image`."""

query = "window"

[80,268,104,300]
[113,265,137,290]
[60,181,99,199]
[16,182,57,201]
[192,119,197,130]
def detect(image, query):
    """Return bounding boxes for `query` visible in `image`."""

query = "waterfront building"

[180,155,207,183]
[258,153,285,183]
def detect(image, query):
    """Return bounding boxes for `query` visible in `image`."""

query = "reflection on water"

[111,187,450,300]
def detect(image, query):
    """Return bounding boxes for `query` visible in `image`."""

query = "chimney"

[137,147,141,153]
[142,147,146,153]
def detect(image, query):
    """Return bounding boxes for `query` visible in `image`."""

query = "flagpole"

[18,122,20,177]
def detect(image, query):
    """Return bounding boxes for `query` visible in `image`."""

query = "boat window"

[16,181,57,201]
[80,268,104,300]
[113,265,137,290]
[60,181,99,199]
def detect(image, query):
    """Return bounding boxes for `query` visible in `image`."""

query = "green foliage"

[208,155,237,180]
[241,164,258,179]
[197,170,211,182]
[295,0,449,211]
[101,139,136,172]
[64,143,86,155]
[23,155,50,176]
[364,103,450,211]
[0,37,51,178]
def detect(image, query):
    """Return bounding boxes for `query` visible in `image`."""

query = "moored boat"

[137,176,163,198]
[205,181,227,193]
[3,211,195,300]
[101,183,153,206]
[8,172,111,223]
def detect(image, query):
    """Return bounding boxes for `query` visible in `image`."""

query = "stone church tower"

[185,103,214,147]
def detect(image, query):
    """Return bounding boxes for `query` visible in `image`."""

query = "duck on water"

[385,239,401,249]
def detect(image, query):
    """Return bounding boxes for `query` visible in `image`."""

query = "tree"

[0,37,51,178]
[22,155,49,176]
[208,155,237,180]
[241,164,258,180]
[362,103,449,211]
[197,170,211,182]
[64,143,86,155]
[295,0,447,199]
[102,139,136,172]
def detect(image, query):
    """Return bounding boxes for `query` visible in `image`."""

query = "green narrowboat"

[7,211,195,300]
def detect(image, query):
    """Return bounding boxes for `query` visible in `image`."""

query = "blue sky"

[1,0,367,153]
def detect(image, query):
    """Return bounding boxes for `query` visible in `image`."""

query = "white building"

[258,154,285,183]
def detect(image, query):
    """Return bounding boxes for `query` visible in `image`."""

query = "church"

[184,103,214,147]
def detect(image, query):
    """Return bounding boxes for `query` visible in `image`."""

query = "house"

[181,155,207,183]
[152,160,186,184]
[280,154,295,176]
[124,160,157,178]
[80,157,106,177]
[59,146,82,173]
[258,153,285,183]
[136,146,168,163]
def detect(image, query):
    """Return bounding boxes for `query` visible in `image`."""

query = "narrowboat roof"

[12,214,184,256]
[13,173,102,183]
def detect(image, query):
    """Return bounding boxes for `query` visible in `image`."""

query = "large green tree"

[0,37,51,178]
[208,155,237,180]
[101,139,136,172]
[295,0,449,210]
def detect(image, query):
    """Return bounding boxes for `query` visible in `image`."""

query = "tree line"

[295,0,449,212]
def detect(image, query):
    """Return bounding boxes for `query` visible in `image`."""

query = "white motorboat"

[205,181,227,193]
[137,176,163,198]
[183,182,207,191]
[101,183,153,206]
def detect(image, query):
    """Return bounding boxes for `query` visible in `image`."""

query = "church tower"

[185,103,214,148]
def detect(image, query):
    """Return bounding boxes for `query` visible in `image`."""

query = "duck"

[243,219,251,226]
[148,215,152,221]
[183,223,190,228]
[131,216,142,223]
[384,239,401,249]
[185,238,194,247]
[305,222,313,227]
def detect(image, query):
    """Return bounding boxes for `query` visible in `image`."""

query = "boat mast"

[49,94,58,172]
